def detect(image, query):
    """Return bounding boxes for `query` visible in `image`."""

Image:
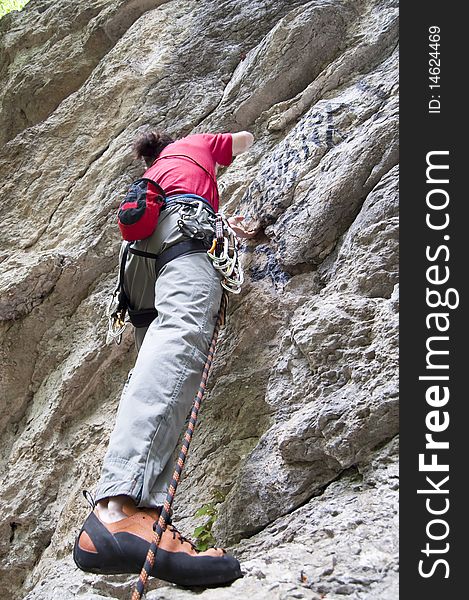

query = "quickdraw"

[106,242,133,345]
[207,214,244,294]
[106,291,128,345]
[176,198,212,240]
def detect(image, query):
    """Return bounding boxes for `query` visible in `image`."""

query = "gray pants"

[96,202,222,507]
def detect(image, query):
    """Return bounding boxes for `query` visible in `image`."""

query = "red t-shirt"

[144,133,233,212]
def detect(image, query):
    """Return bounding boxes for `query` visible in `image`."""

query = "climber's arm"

[229,132,256,237]
[221,131,257,237]
[231,131,254,156]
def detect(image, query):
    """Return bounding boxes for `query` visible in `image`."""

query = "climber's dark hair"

[132,130,175,167]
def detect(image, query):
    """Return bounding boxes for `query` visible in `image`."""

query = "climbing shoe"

[73,504,243,587]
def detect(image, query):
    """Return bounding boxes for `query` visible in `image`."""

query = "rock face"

[0,0,398,598]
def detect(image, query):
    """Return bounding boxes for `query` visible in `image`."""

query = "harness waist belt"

[129,239,209,277]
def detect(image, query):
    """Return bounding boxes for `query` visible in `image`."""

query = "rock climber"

[73,130,256,586]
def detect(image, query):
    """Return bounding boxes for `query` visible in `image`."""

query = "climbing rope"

[130,291,228,600]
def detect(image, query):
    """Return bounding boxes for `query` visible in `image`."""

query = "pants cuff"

[94,480,141,505]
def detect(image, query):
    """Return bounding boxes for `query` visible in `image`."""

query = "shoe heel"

[73,534,102,573]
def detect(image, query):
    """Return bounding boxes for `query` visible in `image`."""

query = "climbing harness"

[207,213,244,294]
[167,194,216,242]
[107,196,216,344]
[108,198,243,343]
[109,150,242,341]
[106,236,210,344]
[130,292,228,600]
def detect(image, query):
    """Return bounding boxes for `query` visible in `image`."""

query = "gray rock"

[0,0,398,598]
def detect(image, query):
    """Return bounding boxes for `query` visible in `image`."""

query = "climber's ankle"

[96,495,134,523]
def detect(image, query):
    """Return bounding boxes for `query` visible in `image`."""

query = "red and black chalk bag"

[117,178,166,241]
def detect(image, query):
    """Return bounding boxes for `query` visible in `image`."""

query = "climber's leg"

[74,251,242,584]
[94,251,222,508]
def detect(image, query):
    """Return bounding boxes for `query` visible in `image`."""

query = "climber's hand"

[227,215,258,239]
